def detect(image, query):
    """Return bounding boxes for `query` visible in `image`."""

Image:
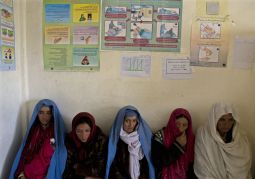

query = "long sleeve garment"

[109,139,149,179]
[62,127,107,179]
[152,129,197,179]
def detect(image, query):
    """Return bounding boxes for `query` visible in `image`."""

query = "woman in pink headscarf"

[152,108,196,179]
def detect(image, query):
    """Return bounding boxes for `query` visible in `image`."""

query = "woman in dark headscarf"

[152,108,196,179]
[105,105,155,179]
[62,112,107,179]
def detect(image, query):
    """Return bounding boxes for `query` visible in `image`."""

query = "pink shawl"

[162,108,195,179]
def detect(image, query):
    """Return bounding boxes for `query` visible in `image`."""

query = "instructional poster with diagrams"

[101,0,183,52]
[190,0,230,67]
[0,0,15,71]
[43,0,100,71]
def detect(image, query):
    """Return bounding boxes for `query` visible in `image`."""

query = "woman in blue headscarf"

[9,99,67,179]
[105,105,155,179]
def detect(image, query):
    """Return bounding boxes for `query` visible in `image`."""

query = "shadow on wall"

[1,106,23,178]
[1,100,37,179]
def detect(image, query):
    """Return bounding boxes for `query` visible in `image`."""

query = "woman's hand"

[18,172,26,179]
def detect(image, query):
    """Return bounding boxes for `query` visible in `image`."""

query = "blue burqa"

[9,99,67,179]
[105,105,155,179]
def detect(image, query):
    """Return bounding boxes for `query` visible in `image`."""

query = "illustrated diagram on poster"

[156,22,178,39]
[200,21,221,39]
[43,0,100,71]
[190,0,230,68]
[101,0,183,52]
[198,45,219,62]
[0,0,15,71]
[105,20,126,38]
[190,19,229,67]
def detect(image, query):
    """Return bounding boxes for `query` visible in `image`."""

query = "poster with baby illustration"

[200,21,221,39]
[198,45,219,62]
[190,18,230,67]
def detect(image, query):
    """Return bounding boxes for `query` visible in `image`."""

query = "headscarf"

[9,99,67,179]
[194,102,252,179]
[68,112,97,161]
[120,127,144,179]
[105,105,155,179]
[162,108,195,179]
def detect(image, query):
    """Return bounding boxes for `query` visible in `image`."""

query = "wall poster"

[190,0,230,67]
[43,0,100,71]
[101,0,183,52]
[190,19,230,67]
[0,0,15,71]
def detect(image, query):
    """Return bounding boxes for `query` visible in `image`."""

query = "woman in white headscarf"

[194,102,252,179]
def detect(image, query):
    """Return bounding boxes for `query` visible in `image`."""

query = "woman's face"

[75,123,91,142]
[217,113,235,135]
[123,116,138,133]
[38,106,52,127]
[176,117,188,133]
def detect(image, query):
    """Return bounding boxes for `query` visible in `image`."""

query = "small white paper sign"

[232,36,255,69]
[206,1,219,15]
[163,58,192,79]
[121,55,151,77]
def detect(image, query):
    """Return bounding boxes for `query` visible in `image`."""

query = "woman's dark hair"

[75,117,93,129]
[176,114,185,120]
[35,105,54,122]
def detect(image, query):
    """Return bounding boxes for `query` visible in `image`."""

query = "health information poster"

[43,0,100,71]
[101,0,182,52]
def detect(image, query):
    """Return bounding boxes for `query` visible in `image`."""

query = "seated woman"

[194,102,252,179]
[62,112,107,179]
[105,105,155,179]
[152,108,196,179]
[9,99,67,179]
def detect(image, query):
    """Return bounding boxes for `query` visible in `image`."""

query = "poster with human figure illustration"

[105,20,126,38]
[200,22,221,39]
[0,0,15,71]
[156,22,178,39]
[198,45,219,62]
[43,0,100,71]
[190,19,230,67]
[190,0,230,67]
[101,0,183,52]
